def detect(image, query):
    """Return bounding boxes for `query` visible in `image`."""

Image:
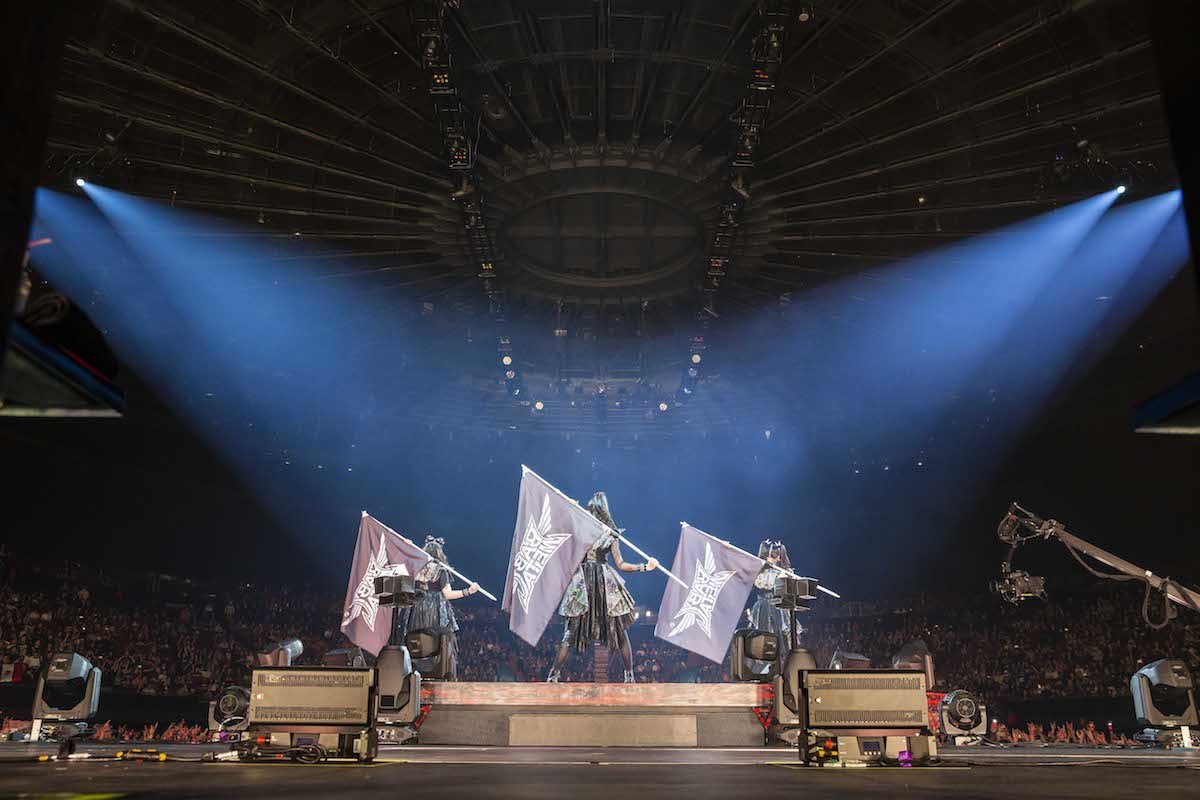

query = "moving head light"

[257,638,303,667]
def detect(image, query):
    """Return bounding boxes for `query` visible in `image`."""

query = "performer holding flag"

[654,523,766,664]
[341,512,435,656]
[396,536,481,681]
[547,492,658,683]
[502,467,676,683]
[743,539,794,675]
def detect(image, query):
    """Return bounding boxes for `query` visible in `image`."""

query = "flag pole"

[433,560,498,602]
[363,511,497,602]
[522,466,686,589]
[614,532,688,589]
[681,521,842,599]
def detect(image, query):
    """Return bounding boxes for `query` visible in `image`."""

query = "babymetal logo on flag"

[341,531,408,632]
[668,541,735,638]
[512,496,571,613]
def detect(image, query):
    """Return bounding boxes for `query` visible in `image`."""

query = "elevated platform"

[417,682,773,747]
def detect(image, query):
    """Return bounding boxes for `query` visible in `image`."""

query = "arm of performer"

[609,539,659,573]
[443,581,481,601]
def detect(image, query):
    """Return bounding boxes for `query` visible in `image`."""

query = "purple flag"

[502,466,607,646]
[340,513,433,656]
[655,523,764,663]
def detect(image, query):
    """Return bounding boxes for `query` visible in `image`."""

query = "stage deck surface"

[1,742,1197,798]
[421,681,771,706]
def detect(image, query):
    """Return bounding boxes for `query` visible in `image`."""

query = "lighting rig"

[415,1,517,397]
[689,2,792,399]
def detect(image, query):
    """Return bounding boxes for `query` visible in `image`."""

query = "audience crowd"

[3,556,1198,713]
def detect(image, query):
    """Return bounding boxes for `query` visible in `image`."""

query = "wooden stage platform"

[416,682,775,747]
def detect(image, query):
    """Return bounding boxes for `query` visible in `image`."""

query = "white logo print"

[668,541,735,639]
[342,531,407,632]
[512,495,571,613]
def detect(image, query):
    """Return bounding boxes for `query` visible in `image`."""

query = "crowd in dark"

[3,555,1198,708]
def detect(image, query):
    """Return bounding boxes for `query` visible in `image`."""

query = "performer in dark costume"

[546,492,658,683]
[400,536,479,680]
[742,539,795,675]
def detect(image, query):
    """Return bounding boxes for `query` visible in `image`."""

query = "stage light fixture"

[75,178,85,187]
[505,369,516,380]
[257,639,303,667]
[502,355,513,366]
[687,367,698,378]
[798,7,812,23]
[659,401,669,412]
[691,354,702,364]
[1117,185,1127,194]
[534,401,544,411]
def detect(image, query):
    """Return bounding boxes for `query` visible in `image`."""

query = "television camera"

[993,503,1200,625]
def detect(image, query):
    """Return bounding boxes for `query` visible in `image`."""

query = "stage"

[0,742,1197,798]
[416,681,772,746]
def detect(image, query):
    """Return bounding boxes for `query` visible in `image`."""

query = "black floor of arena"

[2,744,1198,798]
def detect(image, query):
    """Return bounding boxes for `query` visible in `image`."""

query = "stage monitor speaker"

[33,653,101,723]
[803,670,929,731]
[730,629,780,681]
[246,667,376,727]
[1132,659,1198,728]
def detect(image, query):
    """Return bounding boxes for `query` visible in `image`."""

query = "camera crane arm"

[998,502,1200,614]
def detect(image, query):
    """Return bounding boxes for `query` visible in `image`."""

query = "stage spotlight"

[534,401,544,411]
[505,369,516,380]
[1117,185,1127,195]
[32,653,102,734]
[74,178,85,187]
[691,353,702,364]
[257,639,303,667]
[659,401,669,412]
[687,367,698,378]
[798,7,812,23]
[502,355,513,366]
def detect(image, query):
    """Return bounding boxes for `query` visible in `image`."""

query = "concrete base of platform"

[417,682,772,747]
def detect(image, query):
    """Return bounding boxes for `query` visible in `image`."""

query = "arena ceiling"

[40,0,1179,439]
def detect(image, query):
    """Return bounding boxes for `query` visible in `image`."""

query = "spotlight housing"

[691,354,702,364]
[659,402,669,412]
[534,401,544,411]
[75,178,85,187]
[501,355,513,366]
[1116,185,1127,195]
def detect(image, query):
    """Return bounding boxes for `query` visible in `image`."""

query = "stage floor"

[1,743,1197,798]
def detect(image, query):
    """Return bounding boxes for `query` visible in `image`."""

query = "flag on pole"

[340,512,433,656]
[655,523,764,663]
[502,467,608,646]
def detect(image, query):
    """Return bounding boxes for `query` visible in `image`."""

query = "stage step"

[416,683,772,747]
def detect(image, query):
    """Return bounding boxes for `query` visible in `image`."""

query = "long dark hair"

[587,492,616,529]
[757,539,790,569]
